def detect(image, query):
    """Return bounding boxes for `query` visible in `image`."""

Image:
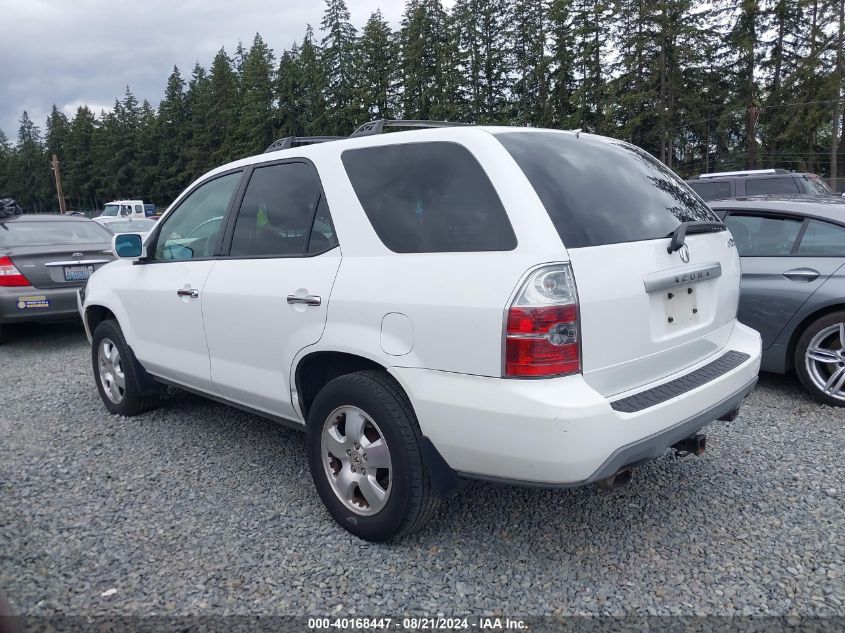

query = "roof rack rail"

[350,119,470,138]
[698,168,790,179]
[264,136,345,153]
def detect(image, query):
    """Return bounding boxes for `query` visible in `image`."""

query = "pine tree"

[300,25,329,135]
[157,66,188,198]
[548,0,577,128]
[236,33,275,156]
[357,10,399,120]
[15,112,50,212]
[321,0,361,134]
[185,62,215,178]
[64,106,98,210]
[277,44,306,137]
[453,0,511,123]
[509,0,551,126]
[45,105,70,163]
[208,48,240,164]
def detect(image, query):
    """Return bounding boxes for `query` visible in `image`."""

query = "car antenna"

[571,128,582,138]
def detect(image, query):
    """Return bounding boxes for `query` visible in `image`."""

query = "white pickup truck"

[93,200,149,226]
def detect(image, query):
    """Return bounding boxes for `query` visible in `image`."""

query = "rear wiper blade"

[666,221,725,254]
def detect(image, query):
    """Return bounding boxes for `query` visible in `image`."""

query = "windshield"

[0,220,112,247]
[105,219,156,234]
[101,204,120,217]
[496,131,720,249]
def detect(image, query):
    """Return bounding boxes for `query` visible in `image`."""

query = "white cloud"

[0,0,406,138]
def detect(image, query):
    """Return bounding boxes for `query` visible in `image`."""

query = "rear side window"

[801,175,834,195]
[744,177,800,195]
[723,213,803,256]
[230,162,337,257]
[496,131,717,249]
[688,180,732,201]
[342,142,516,253]
[796,220,845,256]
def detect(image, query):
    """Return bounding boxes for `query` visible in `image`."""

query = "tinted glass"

[496,131,717,249]
[801,176,834,195]
[342,142,516,253]
[0,220,111,247]
[307,195,339,254]
[153,172,241,261]
[724,213,803,256]
[796,220,845,256]
[688,180,732,201]
[230,162,325,257]
[744,177,800,195]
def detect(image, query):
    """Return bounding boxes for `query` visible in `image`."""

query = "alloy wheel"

[98,338,126,404]
[320,405,392,516]
[805,322,845,403]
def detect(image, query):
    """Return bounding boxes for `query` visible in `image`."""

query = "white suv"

[79,124,762,541]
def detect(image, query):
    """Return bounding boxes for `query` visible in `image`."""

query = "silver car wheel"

[98,338,126,404]
[321,405,392,516]
[805,322,845,402]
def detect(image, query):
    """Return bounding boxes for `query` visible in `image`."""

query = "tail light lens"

[0,256,30,287]
[505,264,580,377]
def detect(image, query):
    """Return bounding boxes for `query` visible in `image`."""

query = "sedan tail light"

[505,264,580,377]
[0,256,31,287]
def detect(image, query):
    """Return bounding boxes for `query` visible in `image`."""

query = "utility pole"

[50,153,67,214]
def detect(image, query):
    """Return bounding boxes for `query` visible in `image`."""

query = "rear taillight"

[505,264,580,377]
[0,256,30,287]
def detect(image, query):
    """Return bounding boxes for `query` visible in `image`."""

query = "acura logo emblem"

[679,244,690,263]
[72,252,84,260]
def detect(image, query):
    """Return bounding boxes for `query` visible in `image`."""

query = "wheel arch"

[294,350,387,421]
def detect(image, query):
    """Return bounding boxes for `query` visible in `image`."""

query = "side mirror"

[841,192,845,198]
[113,233,145,259]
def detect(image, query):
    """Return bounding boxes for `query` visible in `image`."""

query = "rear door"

[725,212,845,349]
[497,130,741,397]
[201,160,341,420]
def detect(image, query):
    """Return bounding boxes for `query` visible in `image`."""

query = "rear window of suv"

[342,142,517,253]
[688,180,732,201]
[496,131,718,249]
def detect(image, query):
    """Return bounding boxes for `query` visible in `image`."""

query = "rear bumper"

[391,321,762,486]
[0,285,83,324]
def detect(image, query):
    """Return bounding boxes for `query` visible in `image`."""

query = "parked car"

[93,200,149,226]
[0,215,113,342]
[101,218,158,243]
[708,195,845,406]
[79,123,761,541]
[686,169,835,201]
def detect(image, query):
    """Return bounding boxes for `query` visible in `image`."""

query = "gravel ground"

[1,321,843,617]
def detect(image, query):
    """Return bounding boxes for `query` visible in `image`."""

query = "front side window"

[229,162,334,257]
[152,172,241,261]
[724,213,803,256]
[796,220,845,256]
[496,131,718,249]
[744,177,800,195]
[342,142,516,253]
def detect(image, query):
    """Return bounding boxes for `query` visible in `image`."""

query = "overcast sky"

[0,0,408,141]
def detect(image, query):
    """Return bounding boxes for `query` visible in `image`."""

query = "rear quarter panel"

[305,129,568,377]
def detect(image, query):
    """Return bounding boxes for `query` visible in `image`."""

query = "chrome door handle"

[782,269,820,282]
[176,288,199,298]
[287,294,321,306]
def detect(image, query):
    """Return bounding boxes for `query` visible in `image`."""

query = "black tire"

[306,370,439,542]
[794,310,845,407]
[0,323,5,345]
[91,319,163,415]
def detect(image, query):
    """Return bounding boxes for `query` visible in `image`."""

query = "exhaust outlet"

[596,468,633,491]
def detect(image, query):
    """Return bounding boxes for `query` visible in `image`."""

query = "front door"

[119,171,243,390]
[202,161,341,420]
